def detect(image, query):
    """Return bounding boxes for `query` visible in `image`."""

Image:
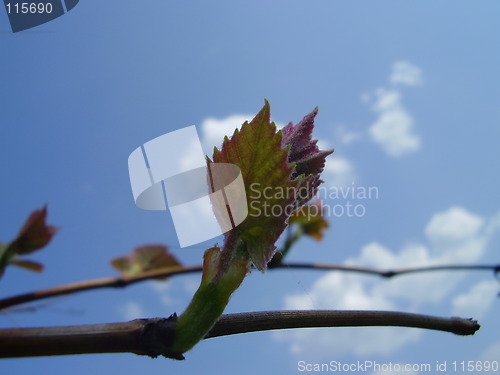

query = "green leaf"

[110,245,182,279]
[211,101,326,270]
[289,200,329,240]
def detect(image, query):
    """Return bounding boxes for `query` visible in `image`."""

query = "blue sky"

[1,1,499,374]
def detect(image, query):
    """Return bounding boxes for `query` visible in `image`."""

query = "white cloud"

[200,114,252,156]
[350,242,453,306]
[478,340,500,361]
[183,278,200,295]
[368,88,421,157]
[276,271,421,357]
[180,136,208,171]
[425,206,485,246]
[390,61,423,87]
[284,272,393,311]
[322,156,356,188]
[276,207,499,358]
[452,280,499,319]
[373,365,421,375]
[276,246,423,358]
[147,279,193,308]
[120,301,145,321]
[351,208,495,306]
[148,279,172,293]
[335,124,363,145]
[352,242,431,270]
[485,211,500,237]
[425,207,487,261]
[316,137,331,151]
[372,89,402,111]
[360,91,372,104]
[200,114,286,156]
[364,61,423,157]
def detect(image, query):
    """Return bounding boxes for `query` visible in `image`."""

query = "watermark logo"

[246,182,379,220]
[314,183,379,218]
[128,127,379,246]
[128,126,248,248]
[3,0,79,33]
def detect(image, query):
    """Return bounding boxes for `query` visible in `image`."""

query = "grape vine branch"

[0,262,498,311]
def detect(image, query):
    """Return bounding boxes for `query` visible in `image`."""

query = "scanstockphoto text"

[297,359,499,373]
[248,182,379,219]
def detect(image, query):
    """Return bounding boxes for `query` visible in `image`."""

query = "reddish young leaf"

[13,205,58,255]
[9,258,44,272]
[0,244,9,277]
[0,206,56,277]
[281,107,334,178]
[211,101,333,270]
[110,245,182,279]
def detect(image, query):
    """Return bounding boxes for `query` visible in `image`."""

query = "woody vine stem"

[0,101,496,360]
[0,311,480,358]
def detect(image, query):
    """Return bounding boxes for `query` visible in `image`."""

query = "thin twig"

[0,266,202,310]
[0,310,480,359]
[0,264,498,311]
[274,263,500,278]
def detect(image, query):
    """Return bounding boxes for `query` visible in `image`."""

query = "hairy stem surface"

[169,236,250,358]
